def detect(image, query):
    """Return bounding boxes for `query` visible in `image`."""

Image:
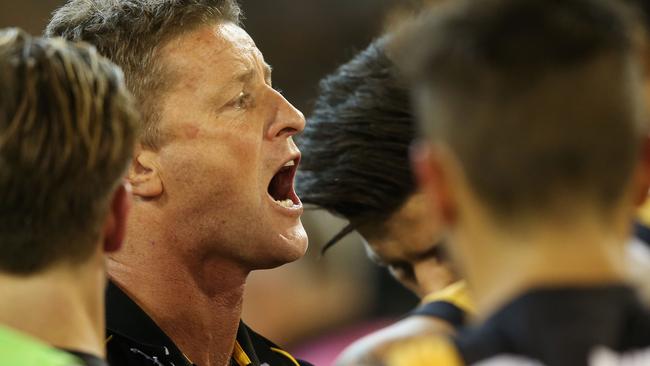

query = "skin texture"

[108,21,306,366]
[154,22,307,268]
[360,194,455,298]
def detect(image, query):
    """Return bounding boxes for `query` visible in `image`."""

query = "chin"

[255,224,308,269]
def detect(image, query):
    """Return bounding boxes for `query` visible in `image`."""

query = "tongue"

[269,169,291,201]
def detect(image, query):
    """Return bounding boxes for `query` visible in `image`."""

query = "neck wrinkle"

[108,231,250,366]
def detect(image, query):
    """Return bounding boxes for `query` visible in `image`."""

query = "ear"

[103,183,132,253]
[633,134,650,207]
[129,145,163,199]
[411,141,457,226]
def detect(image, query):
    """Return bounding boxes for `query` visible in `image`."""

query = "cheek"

[210,121,265,167]
[173,143,267,211]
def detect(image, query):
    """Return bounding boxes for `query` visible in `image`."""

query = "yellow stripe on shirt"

[232,341,252,366]
[270,347,300,366]
[421,280,475,314]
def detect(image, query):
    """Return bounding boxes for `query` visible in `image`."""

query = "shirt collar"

[105,280,259,366]
[106,280,178,349]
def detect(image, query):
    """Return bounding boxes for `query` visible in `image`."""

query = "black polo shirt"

[64,351,108,366]
[408,281,472,329]
[634,221,650,247]
[409,301,467,329]
[105,281,313,366]
[454,285,650,365]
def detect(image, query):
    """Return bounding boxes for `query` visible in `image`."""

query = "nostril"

[276,127,297,137]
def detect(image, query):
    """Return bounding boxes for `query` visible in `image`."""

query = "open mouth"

[268,157,301,209]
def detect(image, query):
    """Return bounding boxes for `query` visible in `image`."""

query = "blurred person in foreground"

[381,0,650,364]
[47,1,312,366]
[296,38,472,366]
[0,28,137,365]
[626,0,650,306]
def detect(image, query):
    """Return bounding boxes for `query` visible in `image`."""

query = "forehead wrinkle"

[235,68,254,83]
[229,49,270,87]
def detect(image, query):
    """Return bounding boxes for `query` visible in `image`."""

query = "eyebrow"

[234,62,272,85]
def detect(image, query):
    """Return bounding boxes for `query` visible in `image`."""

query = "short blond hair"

[0,28,139,274]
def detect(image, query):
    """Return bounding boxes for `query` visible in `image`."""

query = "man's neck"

[456,214,630,320]
[108,236,249,366]
[0,259,106,358]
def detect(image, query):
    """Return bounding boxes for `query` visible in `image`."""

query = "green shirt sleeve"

[0,326,84,366]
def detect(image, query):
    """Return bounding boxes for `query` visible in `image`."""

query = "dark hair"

[391,0,648,221]
[46,0,241,148]
[296,38,416,250]
[0,28,138,274]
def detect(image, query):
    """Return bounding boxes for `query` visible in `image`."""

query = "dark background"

[0,0,421,113]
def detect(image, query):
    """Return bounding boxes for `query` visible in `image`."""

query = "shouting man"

[47,1,310,366]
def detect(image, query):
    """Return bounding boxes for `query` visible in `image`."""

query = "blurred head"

[47,0,307,269]
[0,28,138,275]
[391,0,649,241]
[297,39,453,297]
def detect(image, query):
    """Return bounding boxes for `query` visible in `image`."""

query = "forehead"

[360,196,439,262]
[159,22,270,86]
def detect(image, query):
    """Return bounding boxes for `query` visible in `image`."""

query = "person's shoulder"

[333,281,472,366]
[414,281,474,328]
[240,323,313,366]
[383,334,464,366]
[334,316,456,366]
[589,346,650,366]
[0,326,84,366]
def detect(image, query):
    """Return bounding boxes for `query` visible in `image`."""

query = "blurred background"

[0,1,427,365]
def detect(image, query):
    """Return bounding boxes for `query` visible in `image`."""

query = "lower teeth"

[275,199,294,208]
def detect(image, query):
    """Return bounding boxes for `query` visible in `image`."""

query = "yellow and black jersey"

[635,221,650,248]
[388,285,650,366]
[105,281,311,366]
[409,281,474,329]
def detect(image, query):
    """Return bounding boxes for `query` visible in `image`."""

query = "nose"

[267,90,306,139]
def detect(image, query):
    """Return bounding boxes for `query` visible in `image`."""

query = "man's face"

[359,194,455,298]
[151,22,307,268]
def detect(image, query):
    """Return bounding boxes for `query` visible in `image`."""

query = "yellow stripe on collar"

[270,347,300,366]
[421,280,475,314]
[233,340,252,366]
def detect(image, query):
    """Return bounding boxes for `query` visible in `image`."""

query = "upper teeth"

[284,160,295,167]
